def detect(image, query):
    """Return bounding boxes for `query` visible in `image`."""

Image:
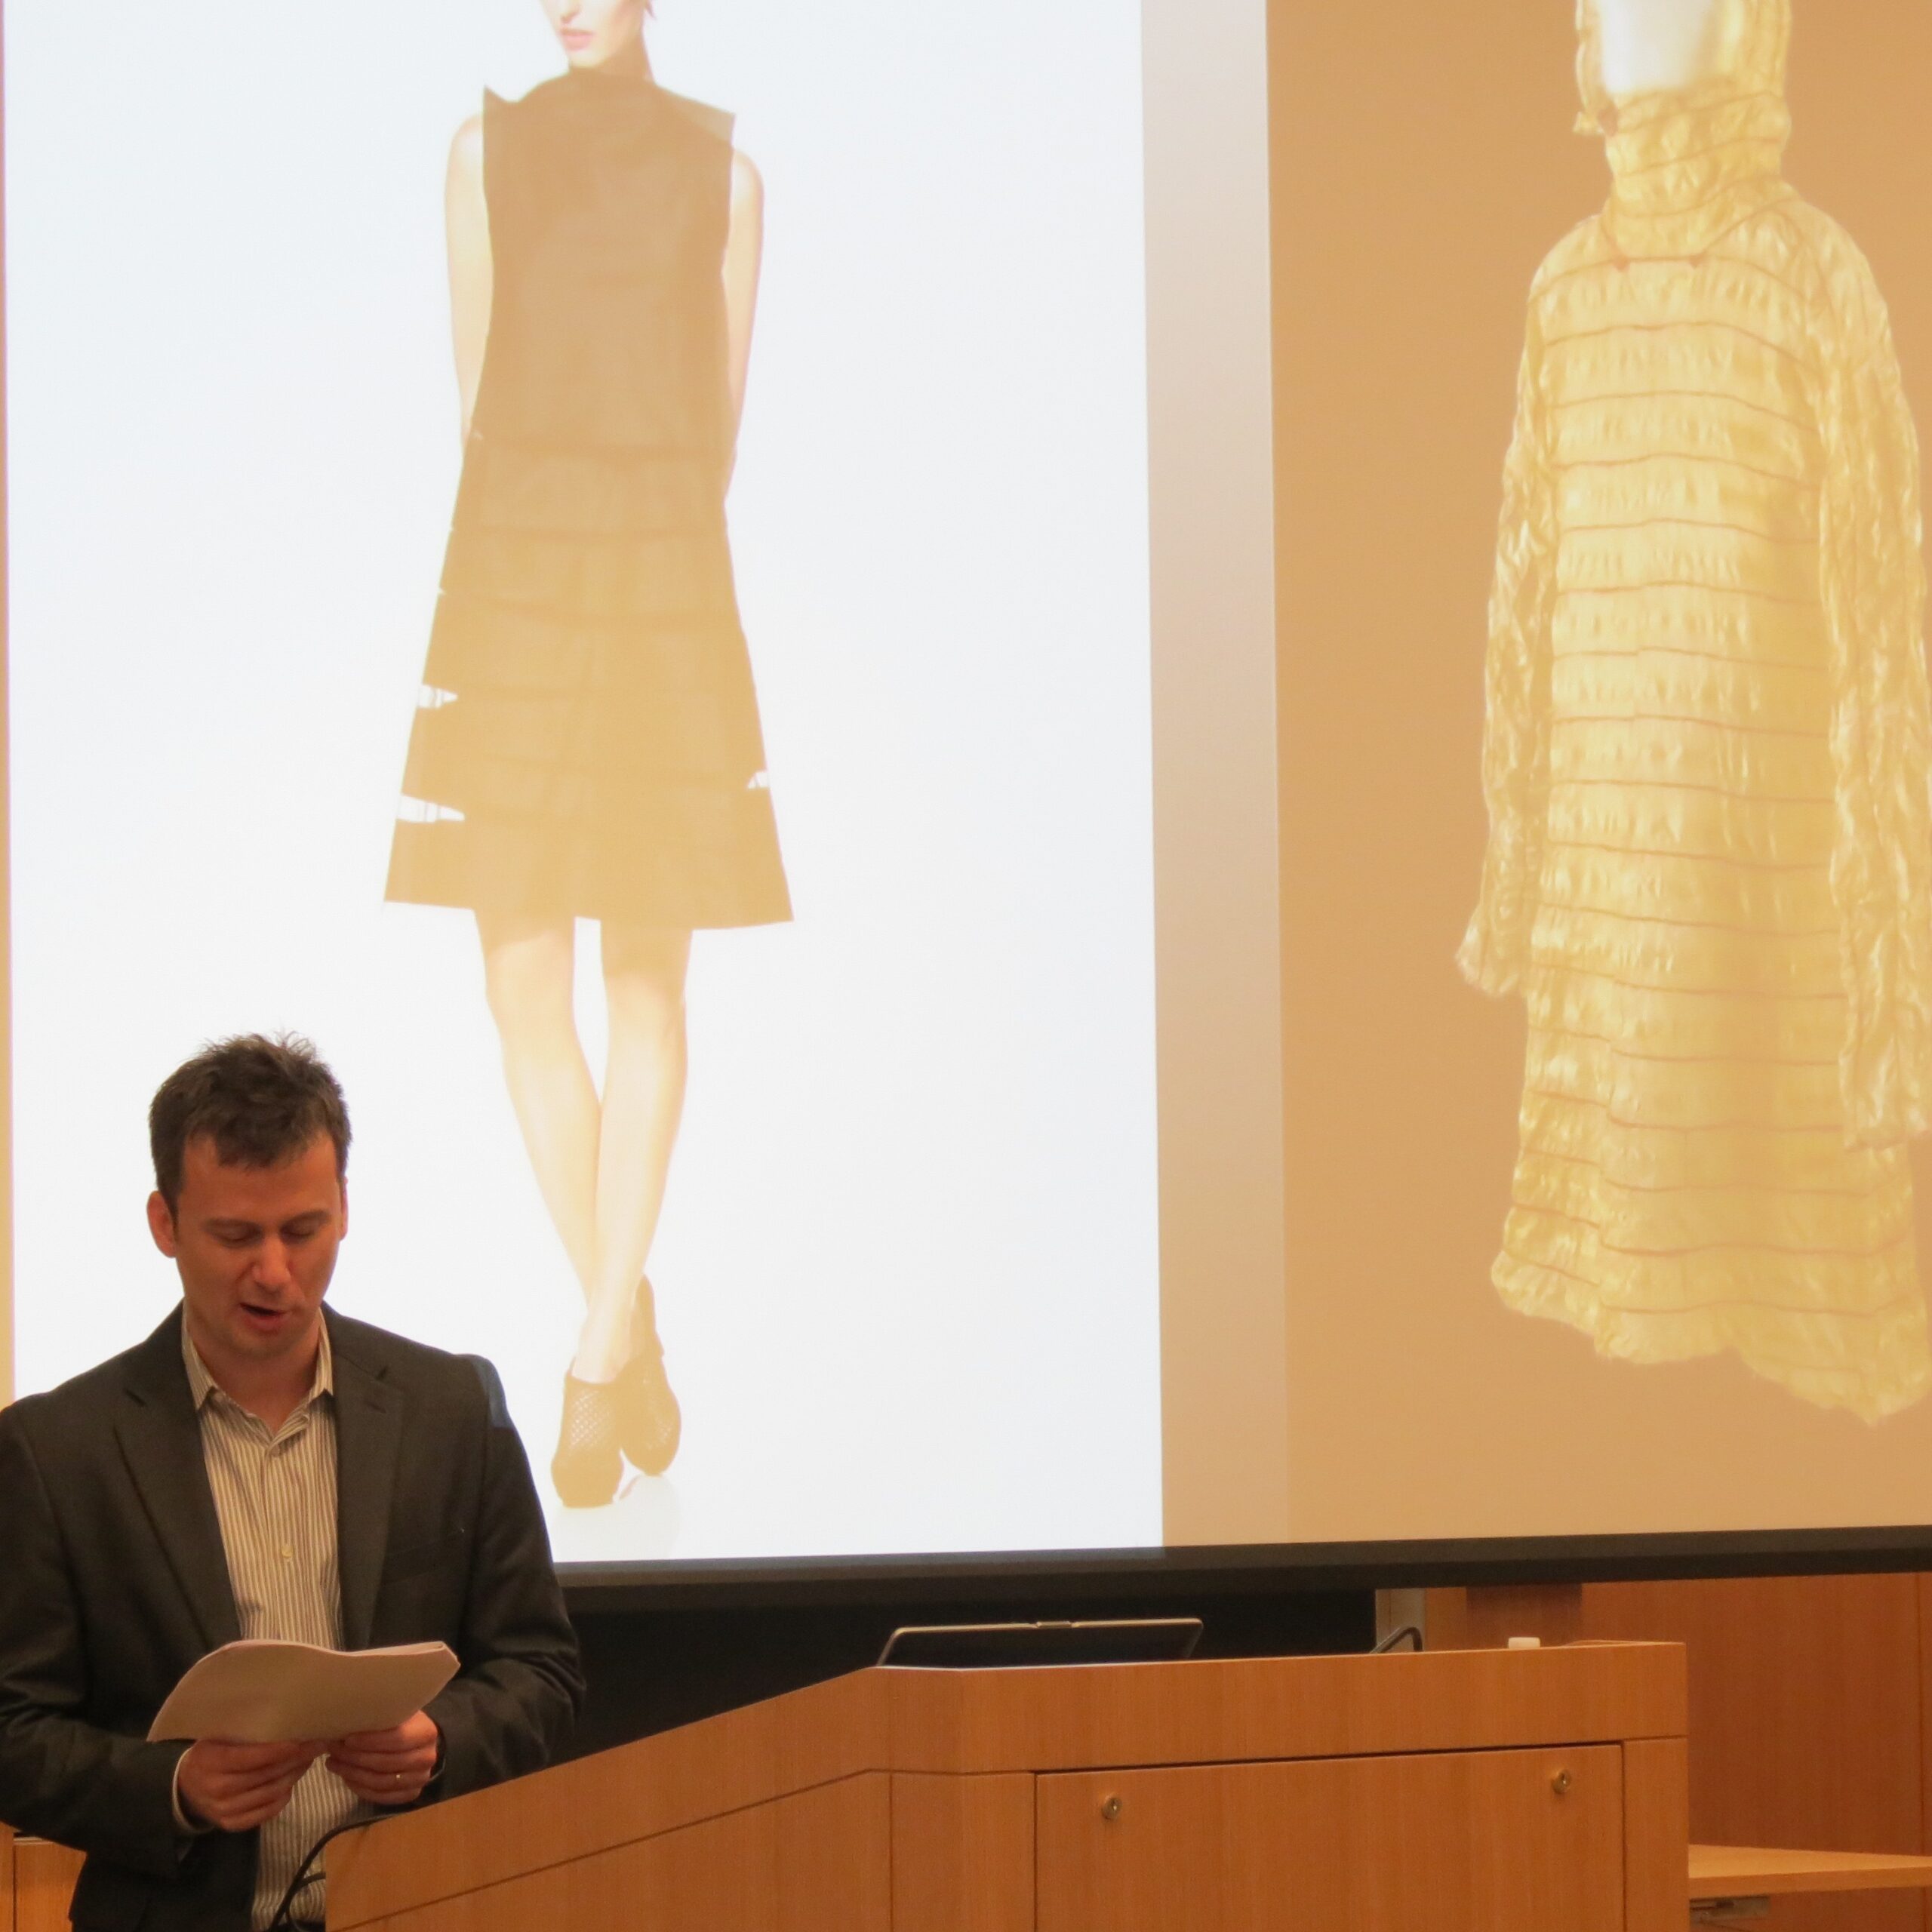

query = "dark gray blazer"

[0,1306,585,1931]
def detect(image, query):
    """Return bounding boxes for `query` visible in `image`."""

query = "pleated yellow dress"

[1461,0,1932,1420]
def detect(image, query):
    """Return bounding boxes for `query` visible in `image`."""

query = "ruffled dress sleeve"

[1812,229,1932,1145]
[1460,304,1558,997]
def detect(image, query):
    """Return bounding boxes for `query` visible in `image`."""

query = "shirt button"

[280,1544,294,1562]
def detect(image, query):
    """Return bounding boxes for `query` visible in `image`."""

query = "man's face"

[147,1134,346,1383]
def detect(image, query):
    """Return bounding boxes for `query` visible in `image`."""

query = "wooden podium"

[327,1641,1688,1930]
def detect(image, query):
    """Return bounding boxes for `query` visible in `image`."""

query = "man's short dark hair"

[149,1033,352,1213]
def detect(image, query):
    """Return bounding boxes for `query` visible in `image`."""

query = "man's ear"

[339,1179,349,1241]
[146,1190,180,1259]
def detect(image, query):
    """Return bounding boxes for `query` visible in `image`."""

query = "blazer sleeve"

[423,1358,584,1795]
[1812,224,1932,1146]
[0,1406,191,1875]
[1460,298,1560,997]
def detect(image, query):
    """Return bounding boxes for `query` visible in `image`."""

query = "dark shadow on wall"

[562,1584,1374,1757]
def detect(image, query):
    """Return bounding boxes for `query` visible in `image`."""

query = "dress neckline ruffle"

[1597,80,1793,260]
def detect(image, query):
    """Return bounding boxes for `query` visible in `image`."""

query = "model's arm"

[448,114,493,441]
[722,149,765,466]
[0,1408,192,1874]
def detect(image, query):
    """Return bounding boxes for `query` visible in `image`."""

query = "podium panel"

[349,1774,891,1932]
[1037,1745,1625,1931]
[9,1835,85,1932]
[891,1773,1035,1932]
[329,1647,1688,1931]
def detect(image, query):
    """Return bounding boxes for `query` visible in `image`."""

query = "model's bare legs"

[476,913,691,1388]
[572,922,691,1383]
[477,912,600,1294]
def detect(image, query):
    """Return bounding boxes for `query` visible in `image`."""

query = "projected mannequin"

[1461,0,1932,1419]
[385,0,790,1506]
[1595,0,1724,97]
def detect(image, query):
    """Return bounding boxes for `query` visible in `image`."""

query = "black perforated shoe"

[552,1373,623,1508]
[618,1278,682,1476]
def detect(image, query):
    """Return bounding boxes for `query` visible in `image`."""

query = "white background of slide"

[6,0,1162,1562]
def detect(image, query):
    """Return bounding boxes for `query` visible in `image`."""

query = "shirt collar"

[180,1312,334,1415]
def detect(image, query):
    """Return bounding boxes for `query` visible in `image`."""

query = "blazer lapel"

[331,1316,403,1653]
[115,1311,242,1654]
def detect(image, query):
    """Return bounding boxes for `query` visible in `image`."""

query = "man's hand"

[177,1739,322,1832]
[324,1711,441,1807]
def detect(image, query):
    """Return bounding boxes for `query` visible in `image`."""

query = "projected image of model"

[384,0,790,1508]
[1462,0,1932,1420]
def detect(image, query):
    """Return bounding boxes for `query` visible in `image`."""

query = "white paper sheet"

[147,1639,459,1743]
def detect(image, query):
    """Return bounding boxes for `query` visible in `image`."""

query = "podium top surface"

[331,1643,1685,1929]
[1690,1844,1932,1899]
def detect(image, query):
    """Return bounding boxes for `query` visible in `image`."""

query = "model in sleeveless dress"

[386,0,789,1506]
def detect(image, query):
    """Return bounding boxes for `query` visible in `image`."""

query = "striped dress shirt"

[181,1324,362,1929]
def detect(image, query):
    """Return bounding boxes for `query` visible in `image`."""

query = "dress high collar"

[1599,81,1792,259]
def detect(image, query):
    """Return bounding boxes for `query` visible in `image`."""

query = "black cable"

[266,1817,375,1931]
[1372,1623,1424,1654]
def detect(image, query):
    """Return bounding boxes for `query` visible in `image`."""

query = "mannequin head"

[1577,0,1791,136]
[1596,0,1727,97]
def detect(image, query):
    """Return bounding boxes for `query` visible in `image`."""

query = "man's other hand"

[177,1739,322,1832]
[324,1711,441,1807]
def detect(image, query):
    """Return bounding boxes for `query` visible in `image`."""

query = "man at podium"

[0,1035,584,1931]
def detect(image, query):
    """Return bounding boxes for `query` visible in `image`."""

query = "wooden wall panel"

[1435,1584,1585,1651]
[1580,1579,1925,1932]
[1919,1575,1932,1890]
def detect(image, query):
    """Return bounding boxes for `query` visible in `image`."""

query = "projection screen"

[12,0,1932,1577]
